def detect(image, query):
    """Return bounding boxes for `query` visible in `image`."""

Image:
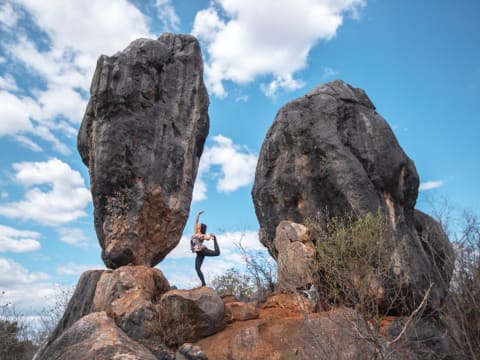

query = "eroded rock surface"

[33,312,159,360]
[225,301,259,322]
[252,80,453,313]
[159,287,225,346]
[37,266,171,358]
[274,221,317,291]
[196,304,460,360]
[93,265,170,339]
[78,33,209,269]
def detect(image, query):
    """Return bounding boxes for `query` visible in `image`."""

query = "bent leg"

[201,239,220,256]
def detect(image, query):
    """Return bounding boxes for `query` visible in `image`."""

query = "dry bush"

[441,210,480,359]
[303,211,447,359]
[211,235,277,303]
[235,241,276,302]
[212,268,256,301]
[306,210,398,316]
[0,293,37,360]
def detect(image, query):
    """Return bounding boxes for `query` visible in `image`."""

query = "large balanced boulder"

[78,33,209,269]
[252,80,453,313]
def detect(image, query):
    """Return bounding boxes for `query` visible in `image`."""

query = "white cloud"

[321,66,340,79]
[0,257,49,287]
[0,224,41,253]
[260,74,304,98]
[0,89,71,153]
[1,192,7,199]
[198,134,257,196]
[56,261,105,276]
[1,0,153,151]
[57,227,92,248]
[0,74,18,91]
[35,85,87,125]
[14,0,151,69]
[235,94,249,102]
[419,180,444,191]
[0,158,91,225]
[0,2,19,28]
[0,257,60,313]
[0,91,36,136]
[192,178,208,203]
[193,0,365,97]
[155,0,180,31]
[13,135,42,152]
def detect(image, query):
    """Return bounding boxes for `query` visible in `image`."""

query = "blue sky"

[0,0,479,317]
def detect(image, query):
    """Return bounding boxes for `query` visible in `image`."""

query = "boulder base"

[33,312,159,360]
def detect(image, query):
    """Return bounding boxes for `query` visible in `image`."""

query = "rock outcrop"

[93,265,170,340]
[34,266,174,359]
[274,221,317,291]
[252,80,453,313]
[33,312,159,360]
[196,299,459,360]
[78,33,209,269]
[159,287,225,346]
[225,302,259,322]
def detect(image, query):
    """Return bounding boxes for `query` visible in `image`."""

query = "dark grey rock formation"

[252,80,453,313]
[158,287,225,346]
[78,33,209,269]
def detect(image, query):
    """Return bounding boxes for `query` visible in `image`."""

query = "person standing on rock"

[191,210,220,286]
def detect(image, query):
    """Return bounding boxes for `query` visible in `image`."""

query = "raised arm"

[194,210,205,232]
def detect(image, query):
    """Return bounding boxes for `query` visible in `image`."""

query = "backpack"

[190,236,203,253]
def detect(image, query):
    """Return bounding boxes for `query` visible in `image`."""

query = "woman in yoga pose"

[191,210,220,286]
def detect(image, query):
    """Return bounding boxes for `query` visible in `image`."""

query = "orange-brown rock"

[196,307,378,360]
[34,266,172,358]
[221,294,238,304]
[93,265,170,339]
[196,305,460,360]
[33,312,159,360]
[262,292,315,314]
[225,301,259,322]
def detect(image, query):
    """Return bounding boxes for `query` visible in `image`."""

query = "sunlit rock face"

[78,33,209,269]
[252,80,453,313]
